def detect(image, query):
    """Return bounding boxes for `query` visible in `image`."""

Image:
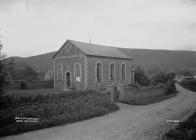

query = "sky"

[0,0,196,57]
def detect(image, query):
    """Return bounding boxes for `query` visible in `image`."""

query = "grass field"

[0,89,119,137]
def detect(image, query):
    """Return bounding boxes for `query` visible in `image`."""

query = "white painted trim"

[130,61,134,83]
[84,56,88,89]
[121,63,126,81]
[132,71,135,83]
[95,61,103,83]
[53,59,55,88]
[57,63,63,82]
[109,62,116,82]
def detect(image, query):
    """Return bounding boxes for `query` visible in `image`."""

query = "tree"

[179,70,192,76]
[152,72,175,85]
[22,64,39,81]
[7,62,39,81]
[134,66,151,86]
[148,68,160,75]
[152,72,168,85]
[152,71,177,94]
[0,42,7,95]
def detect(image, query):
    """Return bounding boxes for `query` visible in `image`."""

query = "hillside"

[8,52,56,72]
[24,51,57,72]
[8,48,196,74]
[119,48,196,73]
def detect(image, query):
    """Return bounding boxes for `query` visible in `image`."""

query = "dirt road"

[2,84,196,140]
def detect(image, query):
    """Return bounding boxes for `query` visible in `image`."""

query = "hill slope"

[9,49,196,74]
[119,48,196,72]
[24,51,57,72]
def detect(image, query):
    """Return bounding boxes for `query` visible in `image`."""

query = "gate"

[107,84,124,103]
[114,86,120,102]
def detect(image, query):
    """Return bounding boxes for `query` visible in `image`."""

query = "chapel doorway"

[65,72,71,88]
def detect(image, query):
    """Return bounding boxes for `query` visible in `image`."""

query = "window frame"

[57,63,63,82]
[109,62,115,82]
[95,61,103,83]
[74,63,81,83]
[121,63,126,81]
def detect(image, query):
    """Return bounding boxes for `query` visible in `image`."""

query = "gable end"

[53,40,86,59]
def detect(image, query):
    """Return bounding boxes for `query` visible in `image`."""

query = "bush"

[163,112,196,140]
[11,64,39,81]
[0,96,12,109]
[20,81,28,90]
[179,79,196,92]
[164,80,177,95]
[152,72,175,85]
[152,72,168,85]
[134,66,151,86]
[0,90,119,137]
[151,72,177,95]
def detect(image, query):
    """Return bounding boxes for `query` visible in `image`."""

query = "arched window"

[110,63,115,81]
[74,63,81,83]
[121,64,126,80]
[96,63,102,82]
[57,64,63,81]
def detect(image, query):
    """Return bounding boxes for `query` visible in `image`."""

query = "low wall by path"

[124,86,165,100]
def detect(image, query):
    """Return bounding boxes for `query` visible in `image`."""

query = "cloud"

[0,0,196,57]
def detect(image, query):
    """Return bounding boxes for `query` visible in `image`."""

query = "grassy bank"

[0,90,119,137]
[162,111,196,140]
[179,79,196,92]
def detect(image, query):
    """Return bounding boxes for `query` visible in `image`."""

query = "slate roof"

[53,39,131,59]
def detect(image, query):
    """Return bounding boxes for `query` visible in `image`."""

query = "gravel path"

[2,84,196,140]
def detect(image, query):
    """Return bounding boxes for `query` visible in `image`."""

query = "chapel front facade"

[53,40,134,90]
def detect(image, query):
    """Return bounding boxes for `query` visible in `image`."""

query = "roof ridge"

[54,39,132,59]
[69,39,123,49]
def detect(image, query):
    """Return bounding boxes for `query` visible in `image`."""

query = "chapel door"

[65,72,71,88]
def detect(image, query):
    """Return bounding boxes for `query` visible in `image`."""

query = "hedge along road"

[2,84,196,140]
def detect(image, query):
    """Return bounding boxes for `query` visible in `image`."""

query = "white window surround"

[57,63,63,82]
[54,59,55,88]
[95,61,103,83]
[109,62,115,82]
[121,63,126,81]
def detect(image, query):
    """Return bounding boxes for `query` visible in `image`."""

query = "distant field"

[179,79,196,92]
